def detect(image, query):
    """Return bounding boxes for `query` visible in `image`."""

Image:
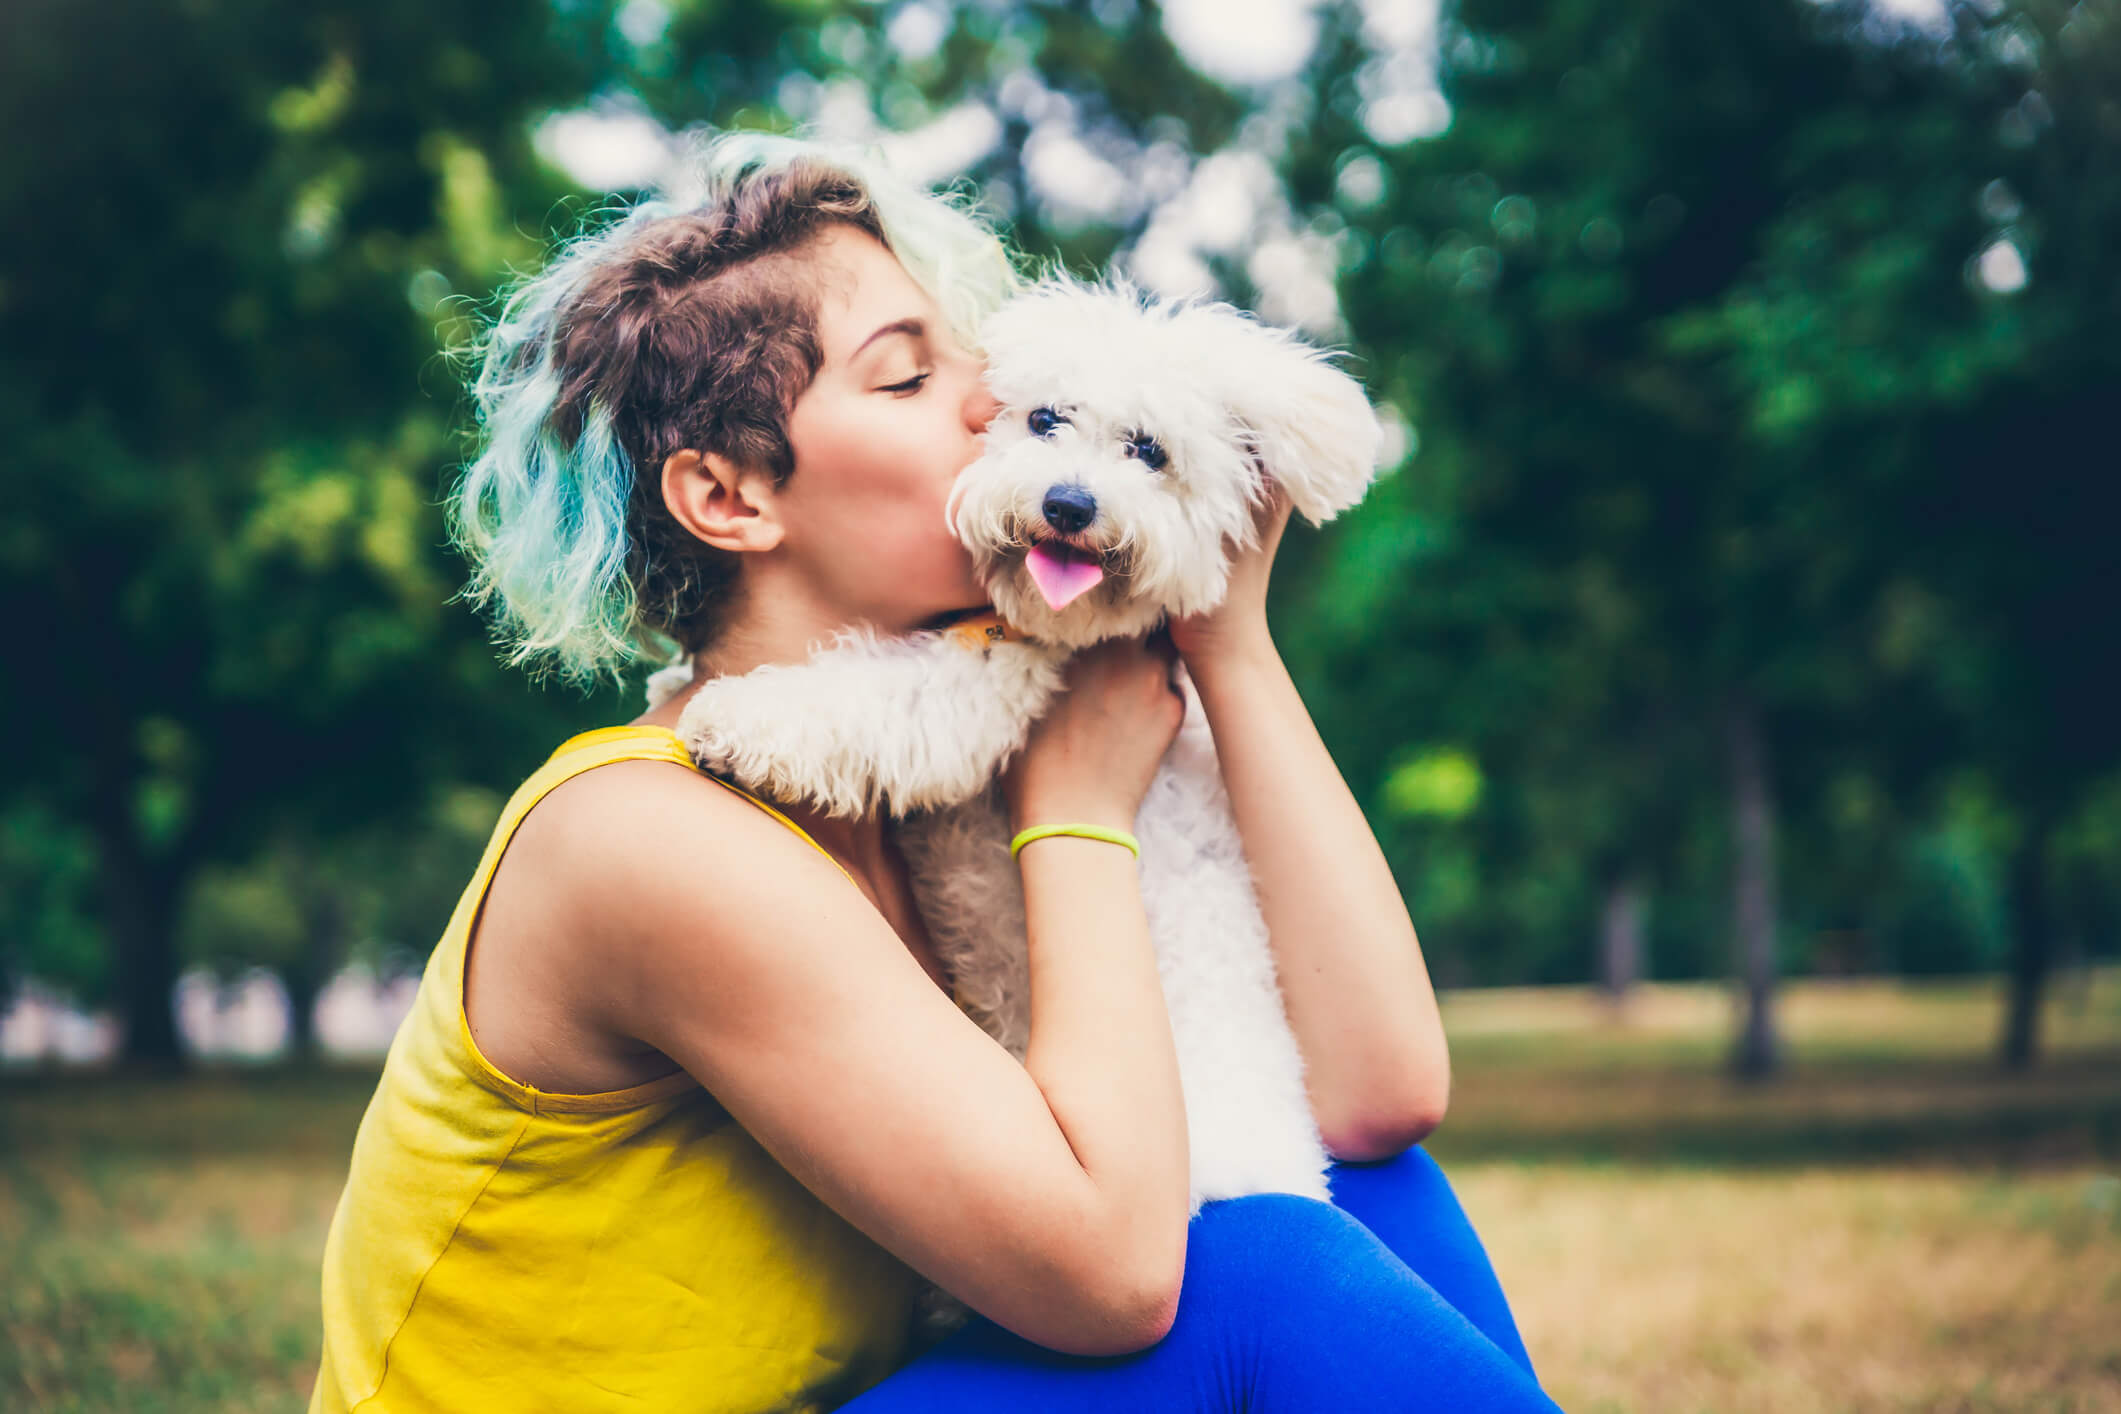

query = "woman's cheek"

[923,526,979,591]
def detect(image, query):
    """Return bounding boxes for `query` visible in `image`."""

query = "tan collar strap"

[940,611,1025,650]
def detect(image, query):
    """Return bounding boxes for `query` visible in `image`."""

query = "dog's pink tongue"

[1025,543,1105,611]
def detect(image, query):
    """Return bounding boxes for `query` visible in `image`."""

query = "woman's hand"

[1004,631,1185,834]
[1168,485,1293,667]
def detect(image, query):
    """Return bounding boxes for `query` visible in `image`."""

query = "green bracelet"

[1009,823,1142,860]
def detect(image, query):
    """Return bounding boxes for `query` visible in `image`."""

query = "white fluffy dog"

[646,275,1384,1216]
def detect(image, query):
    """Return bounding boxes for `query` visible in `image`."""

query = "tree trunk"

[1727,696,1781,1081]
[87,708,191,1068]
[97,821,187,1068]
[1999,810,2056,1071]
[285,885,348,1059]
[1599,873,1647,1002]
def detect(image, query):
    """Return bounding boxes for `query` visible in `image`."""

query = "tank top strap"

[523,725,857,890]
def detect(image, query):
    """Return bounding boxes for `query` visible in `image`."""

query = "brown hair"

[546,159,888,658]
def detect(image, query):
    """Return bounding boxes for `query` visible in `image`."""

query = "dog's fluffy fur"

[646,274,1384,1217]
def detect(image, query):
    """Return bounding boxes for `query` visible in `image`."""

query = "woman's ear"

[661,448,786,554]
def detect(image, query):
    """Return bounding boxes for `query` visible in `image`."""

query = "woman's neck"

[688,563,985,680]
[693,581,856,682]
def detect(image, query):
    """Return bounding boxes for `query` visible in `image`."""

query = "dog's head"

[948,275,1384,649]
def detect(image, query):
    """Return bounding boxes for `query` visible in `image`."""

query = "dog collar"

[940,611,1025,650]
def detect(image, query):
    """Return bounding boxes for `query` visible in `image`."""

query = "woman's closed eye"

[880,371,932,395]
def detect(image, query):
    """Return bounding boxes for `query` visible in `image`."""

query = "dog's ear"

[1172,303,1385,526]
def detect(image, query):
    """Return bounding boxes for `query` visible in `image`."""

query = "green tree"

[1280,0,2116,1070]
[0,0,632,1062]
[1648,0,2121,1065]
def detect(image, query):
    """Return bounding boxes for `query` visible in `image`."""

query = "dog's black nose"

[1041,485,1097,535]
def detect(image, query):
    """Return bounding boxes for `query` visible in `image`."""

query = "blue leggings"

[839,1146,1561,1411]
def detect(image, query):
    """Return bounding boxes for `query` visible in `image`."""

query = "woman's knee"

[1184,1192,1398,1301]
[1328,1142,1481,1238]
[1328,1140,1446,1200]
[1178,1193,1559,1410]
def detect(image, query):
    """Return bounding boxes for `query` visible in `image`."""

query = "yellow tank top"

[309,725,920,1413]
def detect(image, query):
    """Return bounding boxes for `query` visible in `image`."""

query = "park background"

[3,0,2117,1408]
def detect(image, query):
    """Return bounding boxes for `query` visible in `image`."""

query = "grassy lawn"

[3,968,2117,1412]
[1432,971,2121,1412]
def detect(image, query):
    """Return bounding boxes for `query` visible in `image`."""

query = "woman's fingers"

[1005,633,1186,829]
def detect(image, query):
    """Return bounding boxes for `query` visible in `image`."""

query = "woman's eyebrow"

[848,317,925,364]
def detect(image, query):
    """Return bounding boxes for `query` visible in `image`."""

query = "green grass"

[1430,970,2121,1413]
[1,1068,375,1413]
[4,970,2118,1412]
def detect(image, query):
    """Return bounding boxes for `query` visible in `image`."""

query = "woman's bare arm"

[568,760,1190,1357]
[1016,831,1191,1291]
[1173,493,1449,1162]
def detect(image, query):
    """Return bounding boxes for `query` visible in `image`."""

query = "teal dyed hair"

[447,128,1024,688]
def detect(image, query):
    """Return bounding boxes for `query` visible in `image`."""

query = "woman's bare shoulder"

[485,755,858,1036]
[514,757,828,913]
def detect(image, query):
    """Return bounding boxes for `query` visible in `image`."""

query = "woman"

[308,130,1559,1413]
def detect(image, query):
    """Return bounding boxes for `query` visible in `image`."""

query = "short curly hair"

[447,129,1024,687]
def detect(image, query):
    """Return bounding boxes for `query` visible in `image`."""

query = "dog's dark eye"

[1124,432,1167,471]
[1027,407,1066,438]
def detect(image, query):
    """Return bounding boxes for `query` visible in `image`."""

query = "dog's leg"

[897,788,1030,1061]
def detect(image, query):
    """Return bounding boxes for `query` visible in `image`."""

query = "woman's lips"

[1024,541,1105,610]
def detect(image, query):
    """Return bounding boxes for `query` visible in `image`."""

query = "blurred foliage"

[0,0,2113,1067]
[0,801,107,1003]
[0,0,632,1059]
[176,785,503,984]
[1269,0,2120,1056]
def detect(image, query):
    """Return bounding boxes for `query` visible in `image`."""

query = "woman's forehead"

[809,229,929,361]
